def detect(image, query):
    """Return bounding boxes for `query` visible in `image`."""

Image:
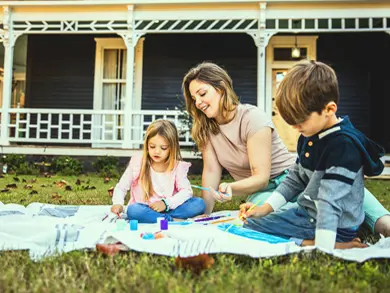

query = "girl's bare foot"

[374,215,390,237]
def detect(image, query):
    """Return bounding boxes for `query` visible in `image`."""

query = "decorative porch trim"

[264,16,390,33]
[12,20,129,34]
[134,18,258,34]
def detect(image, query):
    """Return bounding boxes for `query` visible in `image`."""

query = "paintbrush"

[210,217,236,224]
[225,197,265,232]
[191,185,231,197]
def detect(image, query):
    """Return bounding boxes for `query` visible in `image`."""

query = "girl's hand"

[211,182,232,203]
[149,201,166,213]
[111,204,123,214]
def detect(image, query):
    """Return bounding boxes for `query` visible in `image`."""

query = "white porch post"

[0,6,15,145]
[122,5,136,149]
[250,3,274,117]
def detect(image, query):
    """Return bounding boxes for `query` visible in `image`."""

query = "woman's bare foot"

[374,215,390,237]
[301,238,368,249]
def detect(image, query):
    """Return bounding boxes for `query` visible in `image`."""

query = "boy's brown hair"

[275,60,339,125]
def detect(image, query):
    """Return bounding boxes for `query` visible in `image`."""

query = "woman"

[182,62,390,236]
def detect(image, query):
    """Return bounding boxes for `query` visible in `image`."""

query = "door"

[272,69,300,152]
[93,38,127,147]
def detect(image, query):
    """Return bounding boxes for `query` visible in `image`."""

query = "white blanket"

[1,202,390,262]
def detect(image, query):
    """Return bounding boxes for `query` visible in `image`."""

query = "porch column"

[0,7,15,146]
[256,36,267,114]
[122,5,136,149]
[250,2,274,117]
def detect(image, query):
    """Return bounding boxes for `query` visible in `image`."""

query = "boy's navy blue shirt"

[266,116,384,248]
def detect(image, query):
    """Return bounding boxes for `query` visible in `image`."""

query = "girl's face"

[189,79,223,121]
[148,134,170,164]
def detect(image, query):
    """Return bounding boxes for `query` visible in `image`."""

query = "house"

[0,0,389,160]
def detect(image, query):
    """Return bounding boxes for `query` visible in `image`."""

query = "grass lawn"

[0,174,390,293]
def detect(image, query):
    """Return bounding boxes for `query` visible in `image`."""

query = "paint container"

[115,219,126,231]
[130,220,138,231]
[141,233,155,240]
[160,219,168,230]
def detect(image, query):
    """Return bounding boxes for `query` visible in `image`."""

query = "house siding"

[141,33,257,110]
[317,32,389,150]
[26,34,96,109]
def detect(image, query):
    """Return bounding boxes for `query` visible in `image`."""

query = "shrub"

[92,156,120,178]
[52,156,83,176]
[1,154,40,175]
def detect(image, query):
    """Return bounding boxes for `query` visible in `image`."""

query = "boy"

[239,60,385,250]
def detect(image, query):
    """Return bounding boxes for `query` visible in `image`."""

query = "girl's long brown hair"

[139,119,182,200]
[182,62,239,150]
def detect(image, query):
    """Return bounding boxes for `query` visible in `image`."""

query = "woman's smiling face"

[189,79,222,121]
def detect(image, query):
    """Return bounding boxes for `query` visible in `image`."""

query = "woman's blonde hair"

[182,62,239,150]
[139,119,182,200]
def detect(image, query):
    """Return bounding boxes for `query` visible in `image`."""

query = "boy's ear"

[324,101,337,116]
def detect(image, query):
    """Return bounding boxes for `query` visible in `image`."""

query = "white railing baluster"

[59,113,62,139]
[70,113,73,139]
[26,113,30,139]
[113,113,118,141]
[36,113,41,139]
[15,112,20,139]
[80,114,84,140]
[48,113,52,139]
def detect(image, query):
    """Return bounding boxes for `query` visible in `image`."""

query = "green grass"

[0,174,390,293]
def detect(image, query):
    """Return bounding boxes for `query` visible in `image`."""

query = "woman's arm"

[229,127,272,196]
[202,143,223,214]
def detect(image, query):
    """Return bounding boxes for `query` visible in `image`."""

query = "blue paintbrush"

[191,184,231,197]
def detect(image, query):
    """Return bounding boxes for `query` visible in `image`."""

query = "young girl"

[111,119,206,223]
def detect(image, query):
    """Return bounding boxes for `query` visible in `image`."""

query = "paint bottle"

[160,219,168,230]
[130,219,138,231]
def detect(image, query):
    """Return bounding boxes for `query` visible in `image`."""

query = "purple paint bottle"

[160,219,168,230]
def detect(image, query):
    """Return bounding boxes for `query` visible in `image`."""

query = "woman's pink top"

[112,153,193,209]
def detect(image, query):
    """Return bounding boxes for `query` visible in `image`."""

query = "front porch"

[0,1,390,158]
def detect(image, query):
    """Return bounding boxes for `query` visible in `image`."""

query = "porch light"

[291,36,300,59]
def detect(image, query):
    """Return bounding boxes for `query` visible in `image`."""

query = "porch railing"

[4,108,193,147]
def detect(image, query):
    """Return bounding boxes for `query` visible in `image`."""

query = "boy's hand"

[111,204,123,214]
[149,201,166,212]
[211,182,232,202]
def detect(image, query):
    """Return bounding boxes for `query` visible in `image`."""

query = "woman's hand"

[149,201,166,213]
[210,182,232,203]
[111,204,123,214]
